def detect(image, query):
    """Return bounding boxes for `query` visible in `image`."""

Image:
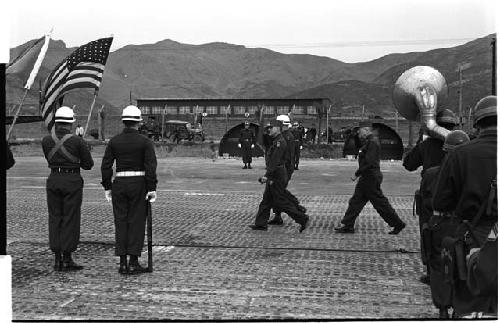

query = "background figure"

[42,106,94,272]
[420,130,470,318]
[306,127,316,144]
[250,119,309,233]
[335,122,406,234]
[6,141,15,170]
[403,108,458,285]
[292,122,304,170]
[101,105,158,275]
[238,121,255,169]
[433,96,497,317]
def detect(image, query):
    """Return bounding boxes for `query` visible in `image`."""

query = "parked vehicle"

[163,120,205,143]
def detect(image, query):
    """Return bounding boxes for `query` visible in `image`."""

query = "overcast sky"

[2,0,498,63]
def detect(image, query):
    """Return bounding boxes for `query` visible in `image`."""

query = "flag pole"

[83,92,98,137]
[7,89,29,141]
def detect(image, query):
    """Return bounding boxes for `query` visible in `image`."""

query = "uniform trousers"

[341,172,404,228]
[255,167,307,227]
[111,177,147,256]
[241,144,252,164]
[46,173,83,253]
[294,142,300,168]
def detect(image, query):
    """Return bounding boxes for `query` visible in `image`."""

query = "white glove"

[300,145,303,150]
[105,190,112,202]
[238,143,241,148]
[146,191,157,203]
[251,144,255,148]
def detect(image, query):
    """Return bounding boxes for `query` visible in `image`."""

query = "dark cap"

[270,119,283,127]
[358,121,372,128]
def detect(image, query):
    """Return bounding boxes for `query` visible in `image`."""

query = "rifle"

[146,199,153,272]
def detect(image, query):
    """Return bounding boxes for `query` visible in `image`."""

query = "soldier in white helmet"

[41,106,94,271]
[101,105,158,275]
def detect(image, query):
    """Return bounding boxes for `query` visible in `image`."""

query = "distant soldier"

[433,96,497,317]
[75,124,84,137]
[249,119,309,232]
[292,121,304,170]
[403,108,458,285]
[335,121,406,234]
[420,130,470,318]
[238,121,255,169]
[42,106,94,271]
[101,105,158,275]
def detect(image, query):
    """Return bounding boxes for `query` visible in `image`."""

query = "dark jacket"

[239,128,255,147]
[42,127,93,170]
[282,129,295,172]
[354,134,381,177]
[264,133,287,179]
[433,129,497,222]
[101,128,158,191]
[403,137,446,176]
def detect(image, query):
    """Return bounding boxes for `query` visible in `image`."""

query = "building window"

[151,106,162,114]
[247,106,258,114]
[292,105,304,114]
[263,106,274,115]
[206,106,218,115]
[179,106,191,114]
[193,106,204,114]
[221,105,231,115]
[277,106,289,115]
[233,106,245,115]
[139,106,150,115]
[165,106,177,115]
[307,106,317,114]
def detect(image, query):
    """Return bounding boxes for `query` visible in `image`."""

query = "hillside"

[6,33,495,119]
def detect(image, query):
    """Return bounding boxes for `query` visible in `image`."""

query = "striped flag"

[7,34,51,89]
[40,37,113,131]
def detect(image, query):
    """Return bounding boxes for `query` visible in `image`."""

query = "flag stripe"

[40,37,113,131]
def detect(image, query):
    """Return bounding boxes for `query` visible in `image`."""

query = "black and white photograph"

[1,0,497,320]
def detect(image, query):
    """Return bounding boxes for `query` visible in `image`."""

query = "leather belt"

[116,171,145,177]
[51,168,80,174]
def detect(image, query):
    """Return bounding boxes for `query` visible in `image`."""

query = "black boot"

[54,252,62,271]
[243,164,248,169]
[118,255,128,275]
[62,252,83,271]
[128,255,148,274]
[248,164,252,169]
[439,307,449,319]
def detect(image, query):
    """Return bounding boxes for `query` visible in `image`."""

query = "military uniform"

[281,129,296,180]
[340,134,405,230]
[42,127,94,263]
[253,133,308,229]
[239,127,255,168]
[433,129,497,316]
[293,126,304,170]
[101,128,158,258]
[403,137,446,176]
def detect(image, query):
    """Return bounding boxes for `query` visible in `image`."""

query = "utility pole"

[458,65,463,129]
[395,110,399,134]
[492,37,496,95]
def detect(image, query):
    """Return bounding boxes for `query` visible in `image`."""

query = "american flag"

[40,37,113,130]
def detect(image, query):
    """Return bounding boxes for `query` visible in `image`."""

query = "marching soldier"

[420,130,470,318]
[268,115,306,225]
[335,121,406,234]
[101,105,158,275]
[238,121,255,169]
[403,108,458,285]
[433,95,497,317]
[249,119,309,232]
[42,106,94,271]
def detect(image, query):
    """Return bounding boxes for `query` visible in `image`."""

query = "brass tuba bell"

[393,66,450,141]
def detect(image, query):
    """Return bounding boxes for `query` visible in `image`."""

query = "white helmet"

[277,114,291,127]
[54,106,76,123]
[121,105,143,121]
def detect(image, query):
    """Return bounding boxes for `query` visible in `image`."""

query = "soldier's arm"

[265,140,286,178]
[355,141,378,176]
[144,138,158,192]
[79,138,94,170]
[100,141,115,190]
[402,144,423,171]
[432,153,458,212]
